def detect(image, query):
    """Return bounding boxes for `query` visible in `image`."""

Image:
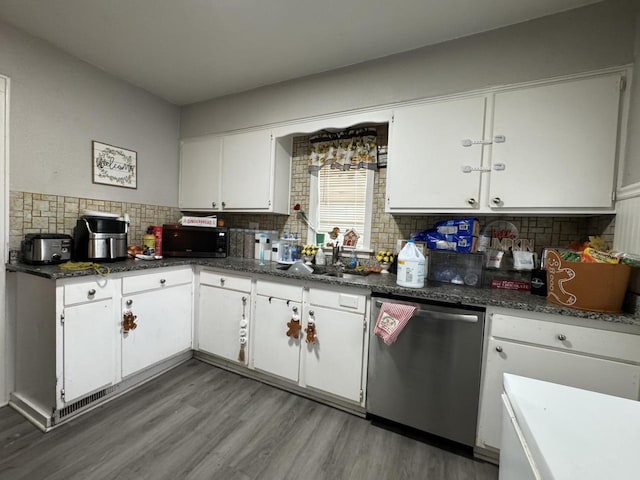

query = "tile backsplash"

[9,191,182,250]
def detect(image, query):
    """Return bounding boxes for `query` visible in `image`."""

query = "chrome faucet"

[332,245,342,265]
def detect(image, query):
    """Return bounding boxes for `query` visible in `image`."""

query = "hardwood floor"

[0,360,498,480]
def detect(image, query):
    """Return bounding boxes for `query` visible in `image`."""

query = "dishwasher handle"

[374,300,479,323]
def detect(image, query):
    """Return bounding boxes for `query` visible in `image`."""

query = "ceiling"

[0,0,601,106]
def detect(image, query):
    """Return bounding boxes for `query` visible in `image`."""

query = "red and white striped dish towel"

[374,302,417,345]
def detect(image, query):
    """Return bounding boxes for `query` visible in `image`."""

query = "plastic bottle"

[396,239,425,288]
[348,248,358,268]
[142,228,155,255]
[315,247,326,266]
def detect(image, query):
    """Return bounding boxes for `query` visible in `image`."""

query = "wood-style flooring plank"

[0,360,498,480]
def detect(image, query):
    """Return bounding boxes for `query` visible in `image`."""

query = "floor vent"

[57,385,119,421]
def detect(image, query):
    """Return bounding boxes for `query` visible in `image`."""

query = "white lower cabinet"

[121,268,193,377]
[121,284,193,377]
[477,309,640,454]
[302,304,366,403]
[197,270,252,365]
[12,274,120,429]
[63,298,117,403]
[248,280,369,406]
[252,280,303,381]
[302,287,368,404]
[12,268,194,430]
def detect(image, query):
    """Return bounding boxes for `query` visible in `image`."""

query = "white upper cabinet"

[179,135,222,211]
[488,74,622,211]
[221,129,274,211]
[386,71,625,214]
[386,96,488,212]
[179,128,290,213]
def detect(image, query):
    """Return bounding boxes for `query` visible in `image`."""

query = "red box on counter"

[152,226,163,257]
[490,279,530,291]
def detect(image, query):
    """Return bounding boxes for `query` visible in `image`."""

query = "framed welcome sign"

[92,141,137,189]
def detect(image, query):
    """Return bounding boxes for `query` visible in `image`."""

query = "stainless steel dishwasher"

[367,295,485,447]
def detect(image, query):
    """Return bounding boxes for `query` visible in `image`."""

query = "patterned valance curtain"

[308,128,378,173]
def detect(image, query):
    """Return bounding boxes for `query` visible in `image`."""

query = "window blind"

[318,167,368,245]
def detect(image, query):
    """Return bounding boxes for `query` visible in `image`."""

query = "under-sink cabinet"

[197,270,252,365]
[386,71,626,214]
[250,280,369,405]
[476,309,640,458]
[252,279,304,382]
[303,286,368,403]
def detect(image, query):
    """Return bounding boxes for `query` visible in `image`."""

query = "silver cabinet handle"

[491,197,502,206]
[495,346,503,353]
[309,310,314,317]
[126,299,133,306]
[220,278,225,286]
[222,202,226,208]
[160,279,166,285]
[88,289,96,296]
[212,201,216,208]
[292,306,298,313]
[467,198,477,206]
[557,334,567,341]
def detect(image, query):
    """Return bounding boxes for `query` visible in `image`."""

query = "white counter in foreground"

[500,373,640,480]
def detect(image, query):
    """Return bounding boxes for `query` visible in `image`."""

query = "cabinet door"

[121,284,193,377]
[489,74,622,210]
[63,299,116,403]
[303,305,365,402]
[179,135,222,211]
[477,338,640,451]
[386,96,487,212]
[221,129,273,210]
[253,295,302,382]
[198,285,249,364]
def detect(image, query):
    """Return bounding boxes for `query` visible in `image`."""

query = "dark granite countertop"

[7,257,640,327]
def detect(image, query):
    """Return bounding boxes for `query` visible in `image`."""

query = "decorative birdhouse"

[343,229,360,248]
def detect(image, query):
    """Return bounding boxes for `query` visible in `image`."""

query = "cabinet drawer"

[64,278,114,306]
[308,287,366,314]
[200,270,251,292]
[122,267,192,294]
[491,313,640,364]
[256,279,302,301]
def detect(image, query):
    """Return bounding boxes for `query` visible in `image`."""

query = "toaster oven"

[21,233,72,264]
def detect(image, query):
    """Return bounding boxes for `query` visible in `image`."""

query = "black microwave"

[162,224,229,258]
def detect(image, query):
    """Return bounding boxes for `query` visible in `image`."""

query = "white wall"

[181,0,638,138]
[0,19,181,207]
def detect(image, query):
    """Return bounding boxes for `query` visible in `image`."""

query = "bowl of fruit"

[376,250,395,273]
[301,244,318,264]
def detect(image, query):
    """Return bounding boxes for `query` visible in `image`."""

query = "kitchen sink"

[277,263,368,279]
[312,265,370,279]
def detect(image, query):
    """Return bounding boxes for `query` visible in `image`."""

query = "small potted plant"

[376,249,395,273]
[301,244,318,264]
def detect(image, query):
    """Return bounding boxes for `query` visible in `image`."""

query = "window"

[312,166,374,249]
